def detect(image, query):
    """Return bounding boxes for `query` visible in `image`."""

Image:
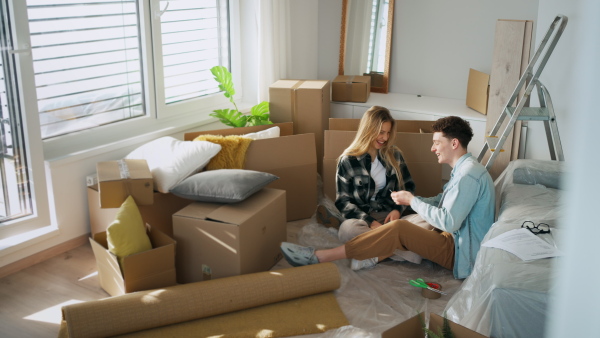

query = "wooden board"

[483,19,533,180]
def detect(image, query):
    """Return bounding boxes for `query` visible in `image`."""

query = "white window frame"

[0,0,242,241]
[0,0,51,239]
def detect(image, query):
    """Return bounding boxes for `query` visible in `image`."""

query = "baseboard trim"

[0,234,89,279]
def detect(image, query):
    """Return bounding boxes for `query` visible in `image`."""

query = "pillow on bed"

[169,169,278,203]
[242,126,280,140]
[125,136,221,193]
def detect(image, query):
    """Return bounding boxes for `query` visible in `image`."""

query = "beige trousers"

[344,219,455,271]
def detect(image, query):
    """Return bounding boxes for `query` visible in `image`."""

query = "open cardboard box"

[173,188,287,283]
[87,184,192,237]
[382,313,487,337]
[184,122,317,221]
[89,225,177,297]
[323,119,443,201]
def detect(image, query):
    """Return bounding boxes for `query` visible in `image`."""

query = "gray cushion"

[169,169,278,203]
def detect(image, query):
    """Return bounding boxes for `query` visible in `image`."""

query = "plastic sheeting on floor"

[292,194,464,337]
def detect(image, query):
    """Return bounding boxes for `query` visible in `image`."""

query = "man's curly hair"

[431,116,474,149]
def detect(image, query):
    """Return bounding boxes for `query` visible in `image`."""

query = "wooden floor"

[0,219,307,338]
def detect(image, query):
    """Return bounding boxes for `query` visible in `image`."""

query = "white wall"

[540,0,600,336]
[316,0,539,99]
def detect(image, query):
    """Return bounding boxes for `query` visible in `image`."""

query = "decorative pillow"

[125,136,221,193]
[242,126,280,140]
[106,196,152,271]
[169,169,279,203]
[192,135,253,170]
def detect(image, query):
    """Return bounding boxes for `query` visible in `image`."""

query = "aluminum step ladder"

[478,15,568,170]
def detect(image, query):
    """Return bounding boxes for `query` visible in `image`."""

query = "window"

[0,0,235,238]
[26,0,231,139]
[153,0,231,116]
[0,2,33,222]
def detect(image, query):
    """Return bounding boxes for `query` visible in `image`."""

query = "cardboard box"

[382,313,487,337]
[87,184,192,237]
[268,80,330,176]
[466,68,490,115]
[89,226,177,297]
[173,188,287,283]
[332,75,371,103]
[323,119,442,201]
[96,159,154,208]
[184,122,317,221]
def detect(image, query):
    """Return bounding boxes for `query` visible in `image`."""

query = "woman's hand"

[384,209,401,223]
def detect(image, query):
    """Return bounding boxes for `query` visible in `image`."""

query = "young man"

[281,116,495,279]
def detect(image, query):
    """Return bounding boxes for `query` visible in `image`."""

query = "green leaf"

[246,116,273,127]
[209,109,247,128]
[250,101,270,118]
[210,66,235,102]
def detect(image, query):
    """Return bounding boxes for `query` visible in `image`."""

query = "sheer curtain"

[256,0,290,102]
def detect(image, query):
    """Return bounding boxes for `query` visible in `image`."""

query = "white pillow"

[125,136,221,193]
[242,126,280,140]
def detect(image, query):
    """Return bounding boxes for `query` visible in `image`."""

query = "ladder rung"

[485,137,505,152]
[505,107,552,121]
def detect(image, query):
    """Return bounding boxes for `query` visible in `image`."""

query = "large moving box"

[184,122,317,221]
[173,188,287,283]
[88,184,191,237]
[323,119,442,201]
[89,226,176,297]
[268,80,330,176]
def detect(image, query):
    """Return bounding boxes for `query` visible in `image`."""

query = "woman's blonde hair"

[339,106,404,189]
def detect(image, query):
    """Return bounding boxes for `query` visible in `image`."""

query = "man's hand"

[384,209,401,223]
[391,190,414,206]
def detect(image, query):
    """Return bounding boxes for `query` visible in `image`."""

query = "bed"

[443,159,566,337]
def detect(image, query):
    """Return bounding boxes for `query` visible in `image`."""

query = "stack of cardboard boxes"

[87,122,318,295]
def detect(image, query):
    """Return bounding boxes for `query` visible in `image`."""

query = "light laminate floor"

[0,218,307,338]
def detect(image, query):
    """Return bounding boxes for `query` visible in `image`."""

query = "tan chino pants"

[344,219,455,271]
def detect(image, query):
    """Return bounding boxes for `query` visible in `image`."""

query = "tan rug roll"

[62,263,343,338]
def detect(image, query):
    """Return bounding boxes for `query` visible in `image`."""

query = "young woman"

[327,106,416,242]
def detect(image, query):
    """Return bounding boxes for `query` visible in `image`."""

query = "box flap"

[245,133,316,170]
[183,122,294,141]
[324,130,356,159]
[466,68,490,115]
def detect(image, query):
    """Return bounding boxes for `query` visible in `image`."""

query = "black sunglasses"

[521,221,551,235]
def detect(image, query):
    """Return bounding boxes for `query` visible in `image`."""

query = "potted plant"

[209,66,272,127]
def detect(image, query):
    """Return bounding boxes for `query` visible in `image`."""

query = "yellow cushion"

[193,135,253,170]
[107,195,152,271]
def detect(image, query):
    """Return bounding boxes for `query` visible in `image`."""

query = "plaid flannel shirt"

[335,147,415,225]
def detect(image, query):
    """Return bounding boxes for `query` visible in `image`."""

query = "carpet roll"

[62,263,341,338]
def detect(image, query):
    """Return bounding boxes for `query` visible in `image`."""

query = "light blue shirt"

[410,153,495,279]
